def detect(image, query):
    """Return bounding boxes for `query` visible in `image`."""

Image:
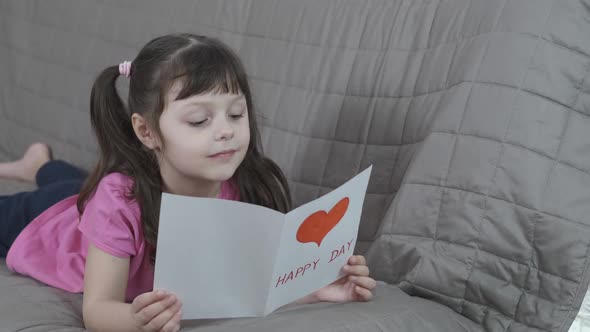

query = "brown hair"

[77,33,291,260]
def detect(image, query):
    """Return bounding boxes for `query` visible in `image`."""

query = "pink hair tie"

[118,61,132,77]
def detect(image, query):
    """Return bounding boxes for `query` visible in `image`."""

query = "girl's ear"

[131,113,160,150]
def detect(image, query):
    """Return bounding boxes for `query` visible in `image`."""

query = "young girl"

[0,33,376,332]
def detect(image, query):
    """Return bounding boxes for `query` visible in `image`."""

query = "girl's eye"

[188,119,207,127]
[230,113,245,120]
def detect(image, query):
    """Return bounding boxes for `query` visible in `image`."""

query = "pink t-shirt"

[6,172,240,302]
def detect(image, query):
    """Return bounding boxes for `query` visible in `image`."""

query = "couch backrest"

[2,1,590,331]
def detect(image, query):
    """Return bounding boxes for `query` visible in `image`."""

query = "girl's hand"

[313,255,376,303]
[131,290,182,332]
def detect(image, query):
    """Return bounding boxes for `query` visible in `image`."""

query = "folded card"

[154,166,372,319]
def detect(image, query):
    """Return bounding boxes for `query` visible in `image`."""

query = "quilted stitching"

[1,1,590,331]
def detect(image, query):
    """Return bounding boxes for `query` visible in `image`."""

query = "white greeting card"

[154,166,372,319]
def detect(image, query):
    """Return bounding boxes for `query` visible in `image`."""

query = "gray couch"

[2,0,590,331]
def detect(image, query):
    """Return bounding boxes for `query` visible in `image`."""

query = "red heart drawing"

[296,197,350,247]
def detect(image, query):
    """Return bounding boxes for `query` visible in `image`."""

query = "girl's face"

[155,83,250,195]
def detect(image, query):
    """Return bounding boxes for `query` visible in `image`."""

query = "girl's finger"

[132,290,169,314]
[137,295,178,326]
[342,264,369,277]
[355,286,373,302]
[145,301,181,331]
[159,308,182,332]
[349,255,366,266]
[349,276,377,290]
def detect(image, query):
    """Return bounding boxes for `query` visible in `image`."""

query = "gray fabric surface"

[1,0,590,331]
[0,259,482,332]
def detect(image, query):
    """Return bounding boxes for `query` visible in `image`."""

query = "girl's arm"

[82,244,182,332]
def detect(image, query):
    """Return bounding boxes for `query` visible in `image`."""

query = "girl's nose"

[215,120,235,141]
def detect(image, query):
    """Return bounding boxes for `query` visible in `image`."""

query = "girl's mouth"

[209,149,237,159]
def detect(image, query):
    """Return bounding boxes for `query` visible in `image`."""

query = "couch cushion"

[2,0,590,331]
[0,259,482,332]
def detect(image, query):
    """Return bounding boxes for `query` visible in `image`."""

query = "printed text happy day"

[275,238,354,288]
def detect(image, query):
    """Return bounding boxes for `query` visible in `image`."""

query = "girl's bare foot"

[0,143,52,183]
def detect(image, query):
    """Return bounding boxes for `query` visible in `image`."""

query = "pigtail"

[88,66,138,165]
[77,65,162,257]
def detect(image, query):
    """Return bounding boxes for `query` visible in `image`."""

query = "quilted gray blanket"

[1,0,590,331]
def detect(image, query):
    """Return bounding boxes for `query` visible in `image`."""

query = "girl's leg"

[0,179,84,257]
[0,143,86,187]
[35,160,88,187]
[0,143,88,256]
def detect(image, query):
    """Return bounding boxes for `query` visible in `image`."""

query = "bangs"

[168,43,245,101]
